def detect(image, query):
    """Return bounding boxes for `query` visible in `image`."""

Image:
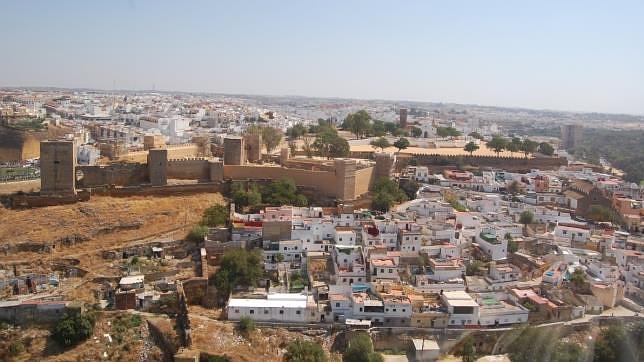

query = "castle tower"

[399,108,408,128]
[374,152,396,181]
[223,136,245,165]
[40,140,77,197]
[148,148,168,186]
[334,159,357,201]
[243,133,262,163]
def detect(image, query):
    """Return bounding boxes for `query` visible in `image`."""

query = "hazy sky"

[2,1,643,114]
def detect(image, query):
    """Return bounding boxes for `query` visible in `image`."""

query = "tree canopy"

[538,142,555,156]
[52,312,96,347]
[371,178,408,212]
[393,137,410,152]
[370,137,391,152]
[210,248,263,300]
[313,128,350,159]
[287,123,307,139]
[343,333,383,362]
[486,136,507,155]
[231,179,307,210]
[284,340,327,362]
[201,204,229,227]
[343,110,372,139]
[464,141,479,156]
[436,126,461,138]
[519,210,534,225]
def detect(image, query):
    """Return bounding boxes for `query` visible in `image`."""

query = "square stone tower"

[40,140,77,197]
[148,148,168,186]
[223,136,245,165]
[334,159,357,201]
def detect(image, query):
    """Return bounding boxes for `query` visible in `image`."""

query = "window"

[264,310,269,314]
[279,310,284,315]
[250,310,254,314]
[235,309,239,313]
[359,307,363,312]
[402,309,406,312]
[296,310,301,315]
[336,303,340,307]
[393,308,397,312]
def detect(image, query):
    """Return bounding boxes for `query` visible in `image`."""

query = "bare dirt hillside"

[0,193,225,264]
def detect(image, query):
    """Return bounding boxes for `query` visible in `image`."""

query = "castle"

[28,136,396,207]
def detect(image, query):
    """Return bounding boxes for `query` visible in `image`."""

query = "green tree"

[506,233,518,253]
[237,316,256,337]
[393,137,410,153]
[519,210,534,226]
[371,178,408,212]
[287,123,307,139]
[344,333,383,362]
[410,126,423,137]
[507,327,558,362]
[436,126,461,138]
[486,136,508,156]
[552,342,584,362]
[459,335,476,362]
[210,249,263,301]
[371,120,386,137]
[538,142,555,156]
[508,180,522,194]
[521,139,539,158]
[464,141,479,156]
[8,339,25,356]
[285,340,327,362]
[466,260,484,276]
[468,132,484,140]
[302,134,315,158]
[231,182,262,209]
[343,110,372,139]
[288,140,298,155]
[262,178,308,206]
[400,179,420,199]
[52,312,96,347]
[186,225,208,243]
[313,129,350,159]
[370,137,391,152]
[507,137,522,155]
[593,325,636,362]
[383,122,400,135]
[570,267,586,288]
[260,126,283,154]
[201,204,229,227]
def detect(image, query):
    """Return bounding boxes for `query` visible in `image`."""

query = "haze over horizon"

[2,0,643,115]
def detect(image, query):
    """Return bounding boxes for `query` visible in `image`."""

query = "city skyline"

[2,0,643,115]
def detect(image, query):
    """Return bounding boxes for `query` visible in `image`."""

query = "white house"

[227,293,318,323]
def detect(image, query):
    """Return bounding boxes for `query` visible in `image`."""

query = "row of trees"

[369,137,410,152]
[231,178,308,211]
[341,110,406,139]
[485,136,554,157]
[287,120,350,159]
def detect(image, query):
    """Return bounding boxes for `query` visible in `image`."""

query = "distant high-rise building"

[560,124,583,149]
[399,108,408,128]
